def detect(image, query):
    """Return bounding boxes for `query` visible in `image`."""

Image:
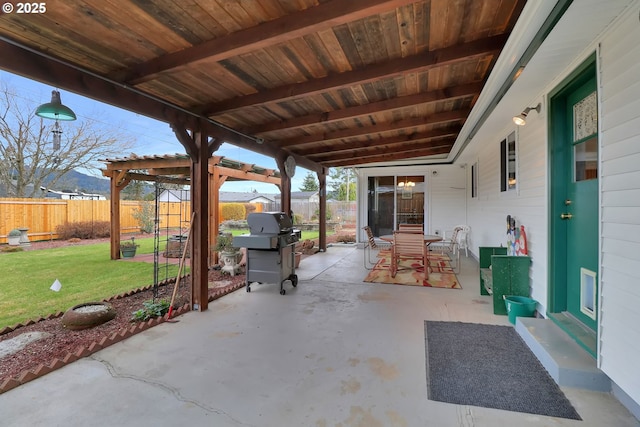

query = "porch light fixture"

[35,90,77,121]
[513,103,541,126]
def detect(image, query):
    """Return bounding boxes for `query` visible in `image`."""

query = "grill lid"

[247,212,293,235]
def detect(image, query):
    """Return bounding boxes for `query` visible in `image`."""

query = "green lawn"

[225,229,331,241]
[0,238,179,329]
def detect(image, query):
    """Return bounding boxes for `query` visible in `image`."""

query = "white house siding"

[355,165,466,242]
[428,166,467,237]
[598,5,640,404]
[465,114,550,312]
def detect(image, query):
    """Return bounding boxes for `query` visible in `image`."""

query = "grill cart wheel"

[291,274,298,287]
[280,288,286,295]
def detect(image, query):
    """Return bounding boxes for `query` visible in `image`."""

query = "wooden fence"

[0,198,190,243]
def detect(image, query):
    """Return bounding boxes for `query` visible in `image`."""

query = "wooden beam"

[324,145,453,167]
[105,158,191,171]
[298,127,461,157]
[247,83,482,135]
[117,0,419,84]
[202,36,507,115]
[278,110,469,148]
[310,138,456,163]
[214,166,281,185]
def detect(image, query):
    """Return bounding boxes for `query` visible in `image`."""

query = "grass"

[0,238,180,329]
[225,229,332,241]
[0,230,341,328]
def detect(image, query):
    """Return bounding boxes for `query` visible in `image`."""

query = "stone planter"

[220,250,241,276]
[7,230,21,246]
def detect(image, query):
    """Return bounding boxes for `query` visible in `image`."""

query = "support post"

[318,169,327,252]
[109,171,130,260]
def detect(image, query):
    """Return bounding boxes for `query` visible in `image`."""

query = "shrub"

[221,219,248,230]
[336,233,356,243]
[1,246,24,253]
[292,213,304,224]
[132,201,155,233]
[56,221,111,240]
[221,203,246,221]
[131,299,170,322]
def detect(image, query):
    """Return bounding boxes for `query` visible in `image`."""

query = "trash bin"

[504,295,537,325]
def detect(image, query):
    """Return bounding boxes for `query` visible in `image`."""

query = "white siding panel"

[601,135,640,161]
[602,170,640,191]
[599,4,640,405]
[466,119,548,312]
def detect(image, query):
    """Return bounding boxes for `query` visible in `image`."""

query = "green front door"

[550,58,599,335]
[564,78,598,330]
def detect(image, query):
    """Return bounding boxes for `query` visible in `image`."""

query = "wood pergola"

[102,153,324,310]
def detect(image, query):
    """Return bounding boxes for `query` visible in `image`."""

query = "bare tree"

[0,84,134,197]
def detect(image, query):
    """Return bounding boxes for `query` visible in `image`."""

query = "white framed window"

[500,130,517,192]
[471,161,478,198]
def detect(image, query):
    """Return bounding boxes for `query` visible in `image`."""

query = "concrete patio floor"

[0,245,637,426]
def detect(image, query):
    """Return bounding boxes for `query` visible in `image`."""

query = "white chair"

[362,226,391,269]
[430,226,462,273]
[456,225,470,257]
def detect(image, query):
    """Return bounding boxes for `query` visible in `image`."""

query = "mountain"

[45,169,111,195]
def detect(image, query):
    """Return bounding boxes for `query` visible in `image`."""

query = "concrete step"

[515,317,611,392]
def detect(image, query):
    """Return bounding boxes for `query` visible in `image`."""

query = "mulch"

[0,228,356,393]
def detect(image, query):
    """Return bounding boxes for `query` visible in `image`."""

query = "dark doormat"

[425,321,581,420]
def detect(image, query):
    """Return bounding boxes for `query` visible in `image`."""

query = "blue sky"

[0,71,313,193]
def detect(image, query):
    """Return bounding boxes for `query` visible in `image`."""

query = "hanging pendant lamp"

[35,90,77,121]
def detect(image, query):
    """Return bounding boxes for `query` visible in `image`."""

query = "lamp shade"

[35,90,76,121]
[512,113,527,126]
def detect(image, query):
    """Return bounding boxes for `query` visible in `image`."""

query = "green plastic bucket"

[504,296,537,325]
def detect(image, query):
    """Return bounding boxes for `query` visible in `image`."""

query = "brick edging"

[0,281,245,395]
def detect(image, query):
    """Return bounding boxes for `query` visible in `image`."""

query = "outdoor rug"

[424,321,581,420]
[363,254,461,289]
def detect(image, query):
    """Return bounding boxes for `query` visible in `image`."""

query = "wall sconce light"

[35,90,77,121]
[512,103,541,126]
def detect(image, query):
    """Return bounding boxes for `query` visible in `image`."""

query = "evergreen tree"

[328,167,356,201]
[299,171,319,191]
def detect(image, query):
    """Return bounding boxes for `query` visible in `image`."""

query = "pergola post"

[109,171,130,260]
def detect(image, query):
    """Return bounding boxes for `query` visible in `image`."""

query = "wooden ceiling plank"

[203,34,507,115]
[120,0,419,84]
[278,109,469,147]
[325,145,452,167]
[308,137,456,162]
[298,127,461,156]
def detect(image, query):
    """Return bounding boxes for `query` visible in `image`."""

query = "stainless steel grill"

[233,212,299,295]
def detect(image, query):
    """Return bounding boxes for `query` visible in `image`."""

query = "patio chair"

[398,223,424,233]
[430,226,462,273]
[456,225,470,257]
[362,226,392,269]
[390,230,428,279]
